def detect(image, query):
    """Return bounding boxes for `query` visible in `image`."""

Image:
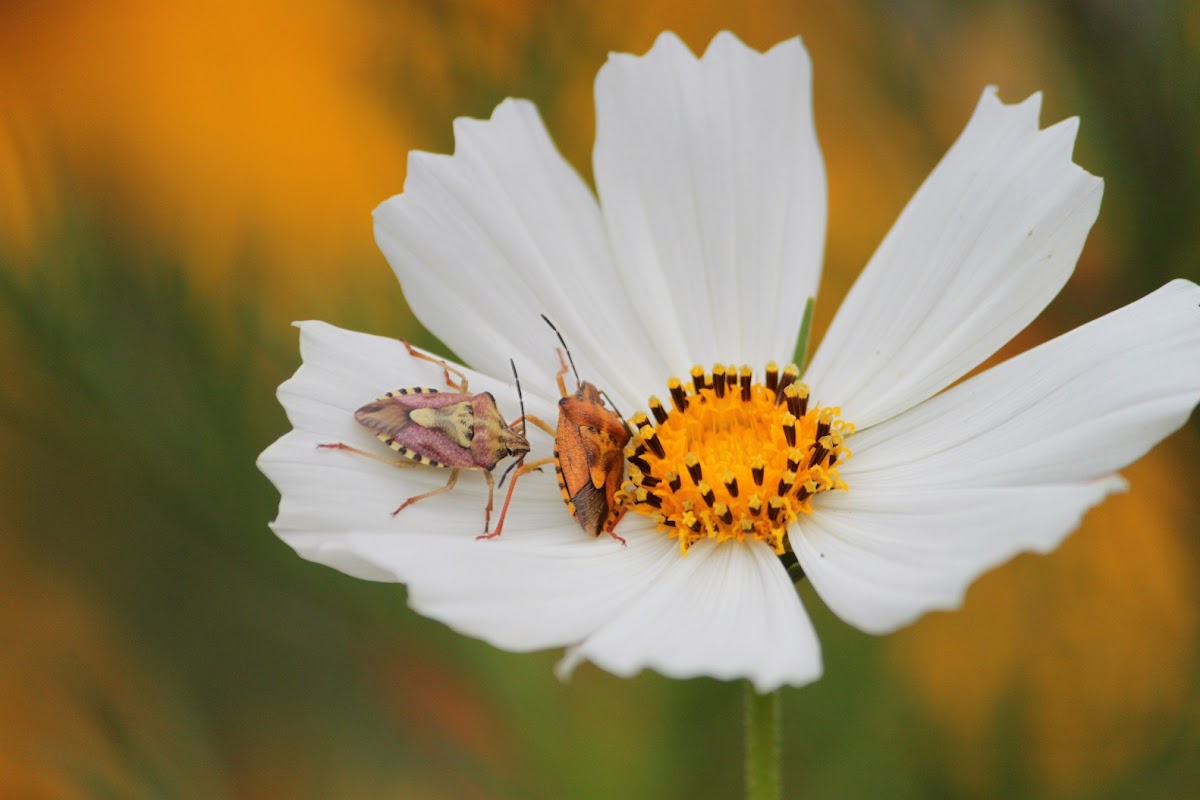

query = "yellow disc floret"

[623,362,854,555]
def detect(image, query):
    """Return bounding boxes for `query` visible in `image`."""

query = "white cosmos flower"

[258,32,1200,692]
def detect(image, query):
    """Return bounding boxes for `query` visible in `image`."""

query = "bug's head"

[499,426,532,459]
[575,381,604,406]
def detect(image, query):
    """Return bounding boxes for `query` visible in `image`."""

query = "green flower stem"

[743,681,782,800]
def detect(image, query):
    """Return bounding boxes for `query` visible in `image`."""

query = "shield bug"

[319,342,539,539]
[513,317,632,544]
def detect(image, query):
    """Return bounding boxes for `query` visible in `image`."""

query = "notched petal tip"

[646,30,692,58]
[705,30,813,77]
[703,29,751,57]
[607,29,793,69]
[451,98,539,148]
[375,101,548,224]
[972,85,1043,133]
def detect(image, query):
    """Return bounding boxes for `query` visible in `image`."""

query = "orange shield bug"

[513,317,632,544]
[319,342,542,539]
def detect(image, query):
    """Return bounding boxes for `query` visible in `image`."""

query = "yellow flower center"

[622,363,853,555]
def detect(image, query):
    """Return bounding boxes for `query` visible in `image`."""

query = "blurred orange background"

[2,1,1198,797]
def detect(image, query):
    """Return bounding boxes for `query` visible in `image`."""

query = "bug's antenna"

[498,358,527,491]
[599,389,635,437]
[510,358,528,436]
[497,456,521,489]
[540,314,581,388]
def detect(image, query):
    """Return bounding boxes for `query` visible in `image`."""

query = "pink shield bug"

[320,342,540,538]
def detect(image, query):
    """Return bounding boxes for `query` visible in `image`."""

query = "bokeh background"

[3,1,1198,797]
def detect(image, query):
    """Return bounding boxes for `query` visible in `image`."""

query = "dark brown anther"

[630,412,652,431]
[748,494,763,516]
[643,429,666,459]
[784,384,810,420]
[642,491,663,508]
[795,484,812,502]
[765,362,779,393]
[786,448,802,474]
[783,384,799,417]
[774,365,799,404]
[685,453,703,484]
[714,502,733,525]
[816,417,831,441]
[739,366,752,401]
[698,481,715,506]
[649,396,668,425]
[722,471,739,498]
[828,454,838,467]
[782,414,797,448]
[668,378,688,412]
[808,441,829,469]
[640,474,661,488]
[751,460,765,487]
[767,497,784,522]
[629,455,651,473]
[690,365,706,395]
[712,364,726,398]
[776,470,796,497]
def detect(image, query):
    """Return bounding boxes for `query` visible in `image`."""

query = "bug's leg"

[318,442,424,469]
[482,456,555,540]
[513,457,554,477]
[472,469,498,539]
[392,468,460,517]
[511,414,556,438]
[486,468,522,540]
[554,348,571,398]
[603,507,629,546]
[402,340,469,392]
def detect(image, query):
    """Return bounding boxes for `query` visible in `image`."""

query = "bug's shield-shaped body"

[355,388,528,470]
[554,382,631,537]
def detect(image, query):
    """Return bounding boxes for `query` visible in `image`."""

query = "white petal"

[805,88,1103,429]
[796,279,1200,633]
[260,321,685,648]
[397,518,683,651]
[558,539,823,692]
[843,279,1200,486]
[374,99,657,410]
[593,32,826,370]
[792,479,1123,634]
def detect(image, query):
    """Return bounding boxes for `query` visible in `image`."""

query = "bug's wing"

[570,481,610,537]
[354,398,415,438]
[576,425,626,536]
[355,396,481,469]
